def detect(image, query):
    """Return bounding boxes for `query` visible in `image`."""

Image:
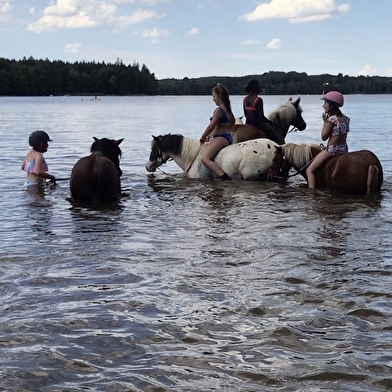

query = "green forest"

[0,56,157,96]
[1,56,391,96]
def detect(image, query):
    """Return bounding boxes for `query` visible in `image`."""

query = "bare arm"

[321,113,333,141]
[200,108,222,143]
[35,153,56,182]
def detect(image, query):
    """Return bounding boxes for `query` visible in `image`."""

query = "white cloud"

[27,1,163,33]
[64,42,82,53]
[266,38,282,49]
[140,26,169,43]
[243,39,259,45]
[240,0,350,23]
[358,65,377,77]
[0,2,12,13]
[187,27,199,36]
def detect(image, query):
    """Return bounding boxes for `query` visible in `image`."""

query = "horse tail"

[367,165,382,194]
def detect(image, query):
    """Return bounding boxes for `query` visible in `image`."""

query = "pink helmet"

[322,91,344,107]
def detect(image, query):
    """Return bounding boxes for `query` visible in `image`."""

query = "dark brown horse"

[231,97,306,144]
[268,143,383,194]
[70,137,124,203]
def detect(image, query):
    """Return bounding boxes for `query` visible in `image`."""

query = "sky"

[0,0,391,80]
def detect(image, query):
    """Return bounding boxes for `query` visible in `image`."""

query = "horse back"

[319,150,383,193]
[70,155,121,203]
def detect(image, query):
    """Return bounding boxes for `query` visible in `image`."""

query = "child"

[22,130,56,186]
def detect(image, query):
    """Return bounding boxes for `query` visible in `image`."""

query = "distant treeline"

[1,57,391,96]
[157,72,392,95]
[0,56,157,96]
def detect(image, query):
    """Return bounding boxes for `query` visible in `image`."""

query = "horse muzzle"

[145,161,158,172]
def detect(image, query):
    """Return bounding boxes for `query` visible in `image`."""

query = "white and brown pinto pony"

[231,97,306,144]
[146,134,279,180]
[268,143,383,194]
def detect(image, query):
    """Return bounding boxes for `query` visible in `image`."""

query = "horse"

[70,137,124,203]
[268,143,383,194]
[231,97,306,144]
[146,134,279,180]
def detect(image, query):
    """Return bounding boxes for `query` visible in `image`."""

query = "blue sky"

[1,0,391,80]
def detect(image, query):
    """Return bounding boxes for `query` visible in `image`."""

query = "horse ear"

[293,97,300,105]
[115,138,124,145]
[288,97,292,102]
[274,145,283,152]
[152,135,158,141]
[93,137,99,142]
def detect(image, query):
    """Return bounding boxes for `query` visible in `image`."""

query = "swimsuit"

[243,96,262,127]
[214,133,233,145]
[22,157,49,173]
[22,156,48,186]
[217,107,231,123]
[326,115,350,156]
[212,107,233,144]
[326,144,348,156]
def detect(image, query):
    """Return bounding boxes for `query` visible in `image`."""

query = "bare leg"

[306,150,331,188]
[201,137,230,178]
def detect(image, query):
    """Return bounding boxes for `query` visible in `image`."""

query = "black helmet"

[29,131,53,147]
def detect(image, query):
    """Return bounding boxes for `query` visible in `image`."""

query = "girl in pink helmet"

[306,91,349,188]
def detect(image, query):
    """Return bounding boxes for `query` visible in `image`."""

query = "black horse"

[70,137,124,203]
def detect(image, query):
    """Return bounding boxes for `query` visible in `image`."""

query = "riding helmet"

[322,91,344,107]
[29,130,53,147]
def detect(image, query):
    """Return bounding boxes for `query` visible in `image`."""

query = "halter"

[268,143,325,182]
[267,154,291,182]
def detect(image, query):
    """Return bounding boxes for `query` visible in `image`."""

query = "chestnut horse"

[269,143,383,194]
[231,97,306,144]
[70,137,124,203]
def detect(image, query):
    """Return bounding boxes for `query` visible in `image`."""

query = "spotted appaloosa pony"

[146,134,279,180]
[269,143,383,194]
[70,137,124,203]
[231,97,306,144]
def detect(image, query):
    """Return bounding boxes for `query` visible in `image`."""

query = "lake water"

[1,94,392,392]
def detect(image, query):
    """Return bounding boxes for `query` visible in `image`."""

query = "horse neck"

[282,143,314,171]
[268,104,293,137]
[174,137,201,171]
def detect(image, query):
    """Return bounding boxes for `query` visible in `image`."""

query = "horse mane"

[181,136,202,161]
[157,134,184,155]
[282,143,316,168]
[268,102,294,131]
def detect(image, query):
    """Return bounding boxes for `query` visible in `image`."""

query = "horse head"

[268,97,307,137]
[146,134,184,172]
[267,146,290,182]
[288,97,307,132]
[91,137,124,176]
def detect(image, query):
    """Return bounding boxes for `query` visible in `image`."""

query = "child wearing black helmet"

[22,130,56,186]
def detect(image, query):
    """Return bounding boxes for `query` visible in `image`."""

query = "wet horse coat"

[146,134,279,180]
[70,137,124,203]
[270,143,383,194]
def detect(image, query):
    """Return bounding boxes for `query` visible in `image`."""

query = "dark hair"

[244,79,260,94]
[212,83,233,116]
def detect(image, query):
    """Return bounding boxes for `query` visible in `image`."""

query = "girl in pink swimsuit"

[306,91,349,189]
[22,131,56,186]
